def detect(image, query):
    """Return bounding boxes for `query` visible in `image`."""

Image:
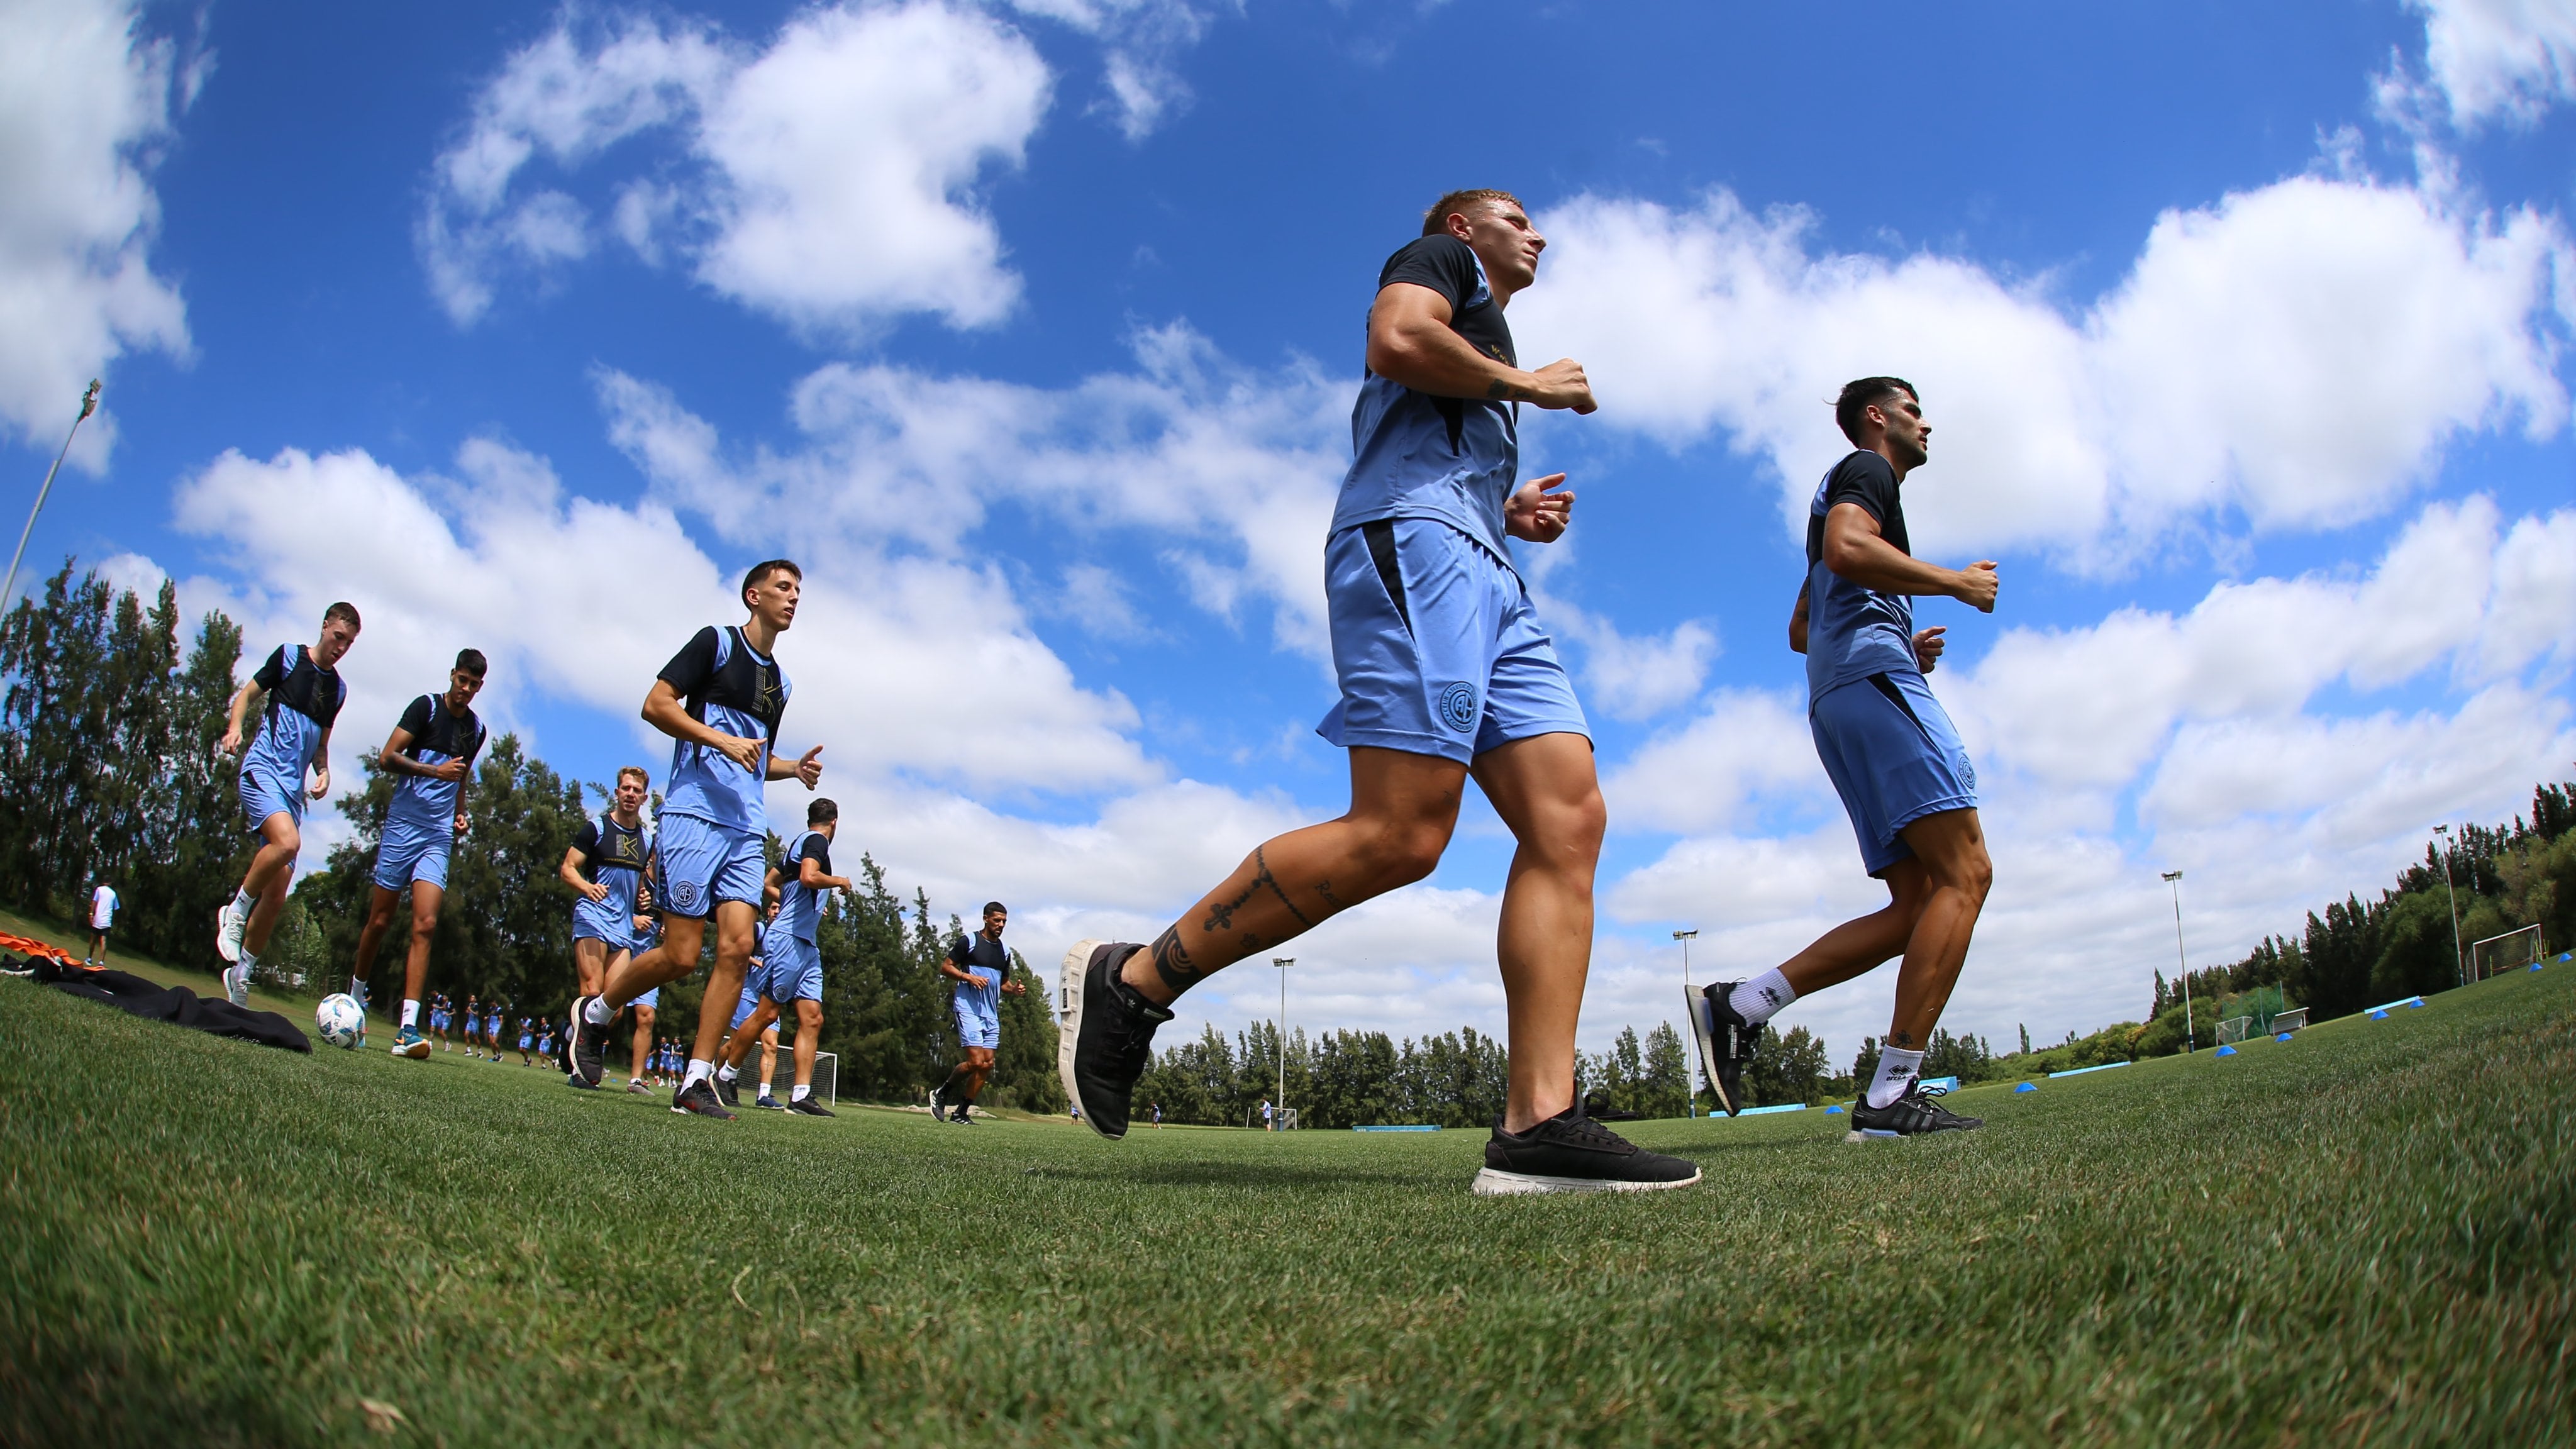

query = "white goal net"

[736,1048,837,1106]
[2470,924,2543,982]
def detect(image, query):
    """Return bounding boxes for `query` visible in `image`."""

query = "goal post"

[742,1049,836,1106]
[2469,924,2543,982]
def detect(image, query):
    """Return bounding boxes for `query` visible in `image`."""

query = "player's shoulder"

[1377,233,1478,289]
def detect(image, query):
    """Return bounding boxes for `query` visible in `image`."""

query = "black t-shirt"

[1379,234,1517,372]
[252,643,347,728]
[1805,450,1908,568]
[948,932,1009,981]
[394,693,487,764]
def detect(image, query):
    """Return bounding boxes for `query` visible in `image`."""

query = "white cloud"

[1001,0,1212,140]
[423,2,1047,335]
[2411,0,2576,129]
[1513,175,2571,567]
[1541,599,1719,721]
[0,0,191,467]
[594,322,1352,658]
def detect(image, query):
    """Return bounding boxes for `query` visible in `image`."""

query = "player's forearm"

[763,752,802,781]
[1824,531,1960,597]
[1367,318,1528,401]
[557,857,589,891]
[226,685,260,737]
[639,689,730,751]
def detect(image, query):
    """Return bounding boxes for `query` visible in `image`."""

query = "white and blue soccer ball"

[316,992,365,1050]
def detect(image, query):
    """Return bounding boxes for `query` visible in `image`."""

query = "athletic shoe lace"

[1545,1113,1636,1155]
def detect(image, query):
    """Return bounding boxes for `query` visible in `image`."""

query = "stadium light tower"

[3,379,101,610]
[1271,957,1292,1130]
[2162,871,2194,1052]
[2434,824,2464,986]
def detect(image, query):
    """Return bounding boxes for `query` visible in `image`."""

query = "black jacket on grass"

[23,956,311,1052]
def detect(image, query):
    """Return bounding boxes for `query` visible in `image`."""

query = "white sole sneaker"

[221,964,249,1008]
[1056,939,1102,1134]
[1469,1165,1706,1196]
[214,902,245,965]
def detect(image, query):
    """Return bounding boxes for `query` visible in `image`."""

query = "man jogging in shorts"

[560,765,655,1091]
[215,602,360,1006]
[716,800,850,1116]
[565,560,824,1116]
[85,877,117,967]
[1689,377,1997,1137]
[1057,190,1697,1194]
[932,902,1023,1124]
[351,649,489,1058]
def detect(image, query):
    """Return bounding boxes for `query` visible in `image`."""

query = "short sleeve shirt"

[1804,450,1920,701]
[242,643,345,784]
[384,693,487,833]
[772,830,834,941]
[948,931,1008,1008]
[91,885,118,929]
[1328,235,1523,561]
[656,626,789,835]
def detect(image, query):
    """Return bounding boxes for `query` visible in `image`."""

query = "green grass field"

[3,936,2568,1448]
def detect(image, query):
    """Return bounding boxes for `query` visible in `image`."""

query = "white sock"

[401,1000,419,1029]
[684,1058,713,1089]
[1867,1046,1925,1108]
[1729,969,1796,1026]
[232,886,253,911]
[792,1084,809,1102]
[584,996,612,1025]
[717,1063,738,1083]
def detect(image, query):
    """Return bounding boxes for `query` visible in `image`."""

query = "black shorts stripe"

[1362,519,1411,634]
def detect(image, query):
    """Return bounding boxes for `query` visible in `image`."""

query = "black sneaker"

[1689,981,1762,1117]
[954,1105,976,1124]
[565,998,605,1087]
[671,1079,735,1120]
[1846,1085,1983,1141]
[715,1074,741,1110]
[1057,940,1172,1141]
[1472,1105,1704,1196]
[928,1083,948,1122]
[787,1096,833,1117]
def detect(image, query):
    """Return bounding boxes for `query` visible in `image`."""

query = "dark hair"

[1835,377,1918,445]
[807,797,838,825]
[453,648,488,678]
[1422,188,1524,237]
[983,901,1008,917]
[323,601,362,630]
[741,558,802,608]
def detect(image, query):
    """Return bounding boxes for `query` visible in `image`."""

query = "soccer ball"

[316,993,365,1050]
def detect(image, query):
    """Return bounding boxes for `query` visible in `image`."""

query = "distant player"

[485,1008,504,1061]
[517,1016,535,1066]
[1055,191,1699,1194]
[85,876,117,967]
[716,911,785,1111]
[565,560,826,1119]
[214,602,360,1006]
[932,902,1023,1124]
[716,799,850,1118]
[350,649,489,1059]
[561,765,656,1092]
[430,993,449,1050]
[1690,377,1996,1139]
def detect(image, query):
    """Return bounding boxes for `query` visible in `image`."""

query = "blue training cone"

[2214,1044,2238,1057]
[2370,1009,2389,1020]
[1823,1104,1845,1114]
[2014,1081,2037,1094]
[2276,1032,2294,1043]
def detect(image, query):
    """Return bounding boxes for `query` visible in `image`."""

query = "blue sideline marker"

[2048,1060,2132,1078]
[2014,1081,2037,1093]
[1352,1124,1440,1132]
[2214,1044,2238,1057]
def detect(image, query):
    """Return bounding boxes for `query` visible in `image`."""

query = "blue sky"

[6,0,2573,1061]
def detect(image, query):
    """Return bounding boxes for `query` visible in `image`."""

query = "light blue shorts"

[372,816,454,892]
[1316,518,1589,764]
[1810,670,1978,878]
[635,987,660,1011]
[729,980,766,1031]
[765,933,823,1004]
[953,994,999,1050]
[570,896,633,947]
[655,813,765,918]
[238,765,304,833]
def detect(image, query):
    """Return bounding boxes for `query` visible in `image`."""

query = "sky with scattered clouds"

[5,0,2572,1065]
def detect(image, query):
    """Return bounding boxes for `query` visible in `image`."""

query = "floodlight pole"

[2434,824,2464,984]
[2163,871,2193,1052]
[1672,928,1697,993]
[1272,957,1291,1130]
[3,380,101,611]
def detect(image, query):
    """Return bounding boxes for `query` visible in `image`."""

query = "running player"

[214,602,360,1006]
[623,912,663,1094]
[1056,190,1698,1194]
[561,765,654,1092]
[430,993,448,1050]
[1689,377,1996,1139]
[716,907,784,1109]
[932,902,1022,1125]
[85,877,117,967]
[350,650,489,1058]
[715,800,850,1118]
[517,1015,535,1065]
[565,560,825,1118]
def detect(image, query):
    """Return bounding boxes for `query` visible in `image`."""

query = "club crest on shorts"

[669,876,702,914]
[1438,682,1479,733]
